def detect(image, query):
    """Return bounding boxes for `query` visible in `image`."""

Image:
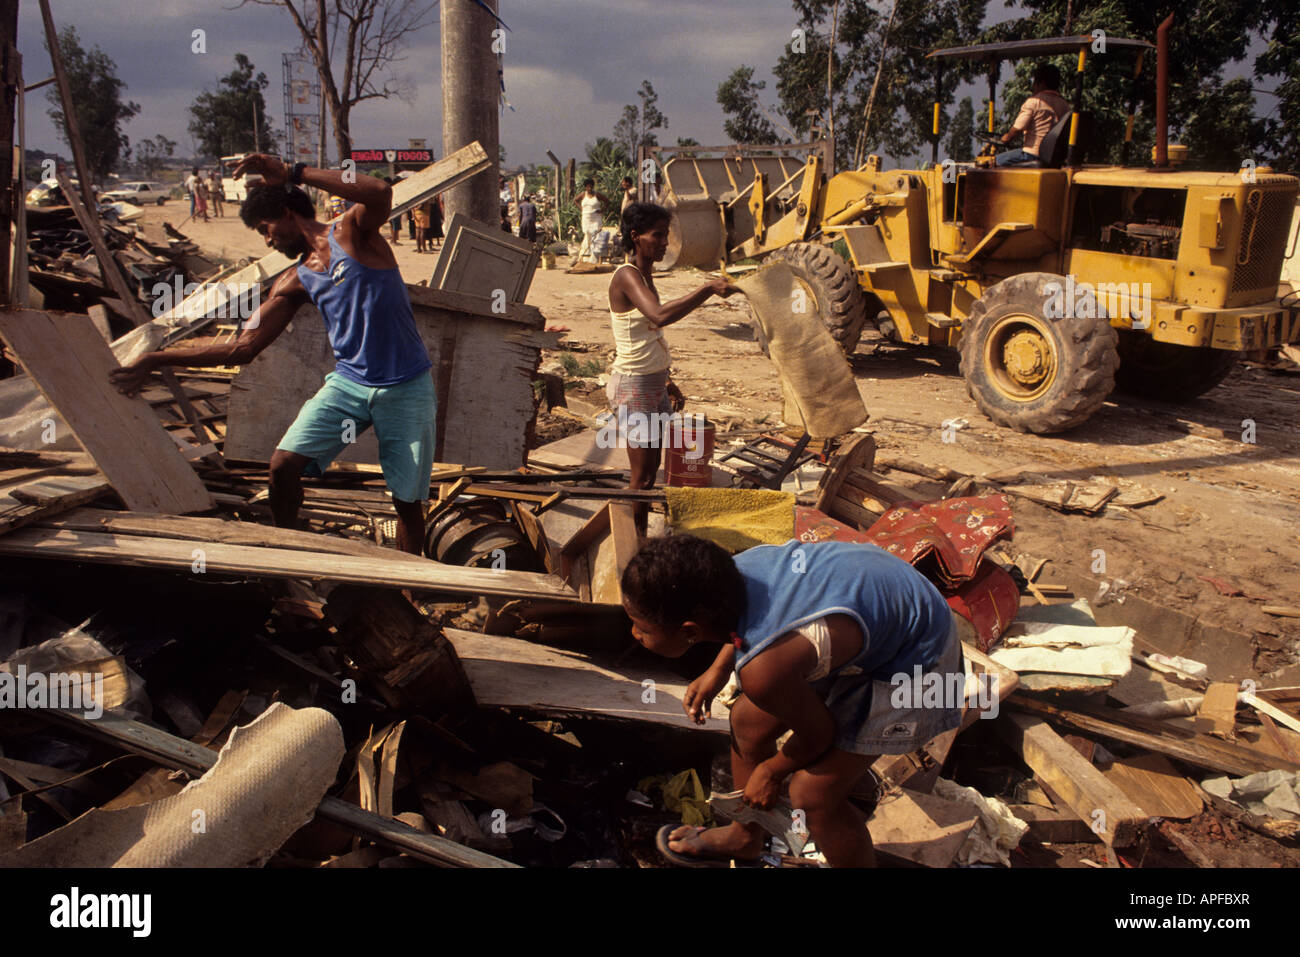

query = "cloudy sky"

[15,1,1272,171]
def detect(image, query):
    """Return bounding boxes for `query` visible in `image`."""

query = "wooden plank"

[1100,753,1203,820]
[0,527,580,602]
[1008,695,1298,777]
[445,628,727,732]
[996,713,1147,847]
[43,507,427,562]
[32,707,516,868]
[0,311,211,513]
[0,474,111,536]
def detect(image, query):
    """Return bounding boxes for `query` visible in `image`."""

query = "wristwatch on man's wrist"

[288,162,308,186]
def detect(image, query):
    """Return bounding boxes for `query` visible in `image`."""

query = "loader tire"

[960,272,1118,434]
[1114,332,1238,400]
[771,242,869,354]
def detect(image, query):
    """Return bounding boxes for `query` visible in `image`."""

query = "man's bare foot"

[667,822,764,861]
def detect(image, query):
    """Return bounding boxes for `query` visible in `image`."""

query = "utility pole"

[441,0,499,225]
[0,0,20,306]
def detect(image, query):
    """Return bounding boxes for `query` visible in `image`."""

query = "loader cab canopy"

[924,36,1155,168]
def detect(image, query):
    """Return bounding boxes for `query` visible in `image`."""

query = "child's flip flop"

[655,825,731,868]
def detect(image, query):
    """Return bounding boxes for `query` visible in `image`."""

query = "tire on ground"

[769,241,869,354]
[1114,332,1238,400]
[959,272,1119,434]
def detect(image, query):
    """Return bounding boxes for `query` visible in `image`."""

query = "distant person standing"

[413,199,432,253]
[428,194,444,250]
[518,194,538,243]
[185,167,200,218]
[208,170,224,218]
[620,176,637,213]
[193,175,210,223]
[576,178,611,263]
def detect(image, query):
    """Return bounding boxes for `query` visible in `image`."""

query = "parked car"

[100,181,169,206]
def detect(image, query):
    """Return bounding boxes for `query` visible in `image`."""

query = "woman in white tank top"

[608,201,738,520]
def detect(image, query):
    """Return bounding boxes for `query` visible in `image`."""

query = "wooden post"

[0,1,20,305]
[440,0,499,226]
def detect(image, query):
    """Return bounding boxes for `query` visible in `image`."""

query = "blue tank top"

[295,224,432,387]
[733,540,953,681]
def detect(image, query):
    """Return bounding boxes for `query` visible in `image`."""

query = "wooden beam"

[0,311,212,514]
[43,507,428,562]
[1009,695,1299,777]
[31,708,516,868]
[0,526,580,602]
[997,712,1147,847]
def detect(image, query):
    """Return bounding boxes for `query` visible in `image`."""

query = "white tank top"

[609,263,671,374]
[580,193,603,227]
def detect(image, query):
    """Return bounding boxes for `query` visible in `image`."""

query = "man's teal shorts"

[277,370,436,503]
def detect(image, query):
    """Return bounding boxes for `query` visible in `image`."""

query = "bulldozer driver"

[995,63,1070,167]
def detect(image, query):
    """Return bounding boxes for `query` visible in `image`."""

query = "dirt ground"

[153,201,1300,686]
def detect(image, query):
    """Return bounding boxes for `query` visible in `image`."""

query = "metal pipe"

[1155,13,1173,168]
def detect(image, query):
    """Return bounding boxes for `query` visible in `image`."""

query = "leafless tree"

[237,0,437,162]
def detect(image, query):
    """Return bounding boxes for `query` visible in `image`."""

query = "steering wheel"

[973,131,1003,146]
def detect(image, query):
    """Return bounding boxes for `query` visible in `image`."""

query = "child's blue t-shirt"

[732,540,953,680]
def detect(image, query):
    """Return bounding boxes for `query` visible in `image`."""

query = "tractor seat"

[1037,109,1092,168]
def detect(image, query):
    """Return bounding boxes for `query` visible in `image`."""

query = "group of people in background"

[184,167,224,223]
[380,176,444,254]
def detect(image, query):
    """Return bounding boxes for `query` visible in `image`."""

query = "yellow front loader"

[657,33,1300,433]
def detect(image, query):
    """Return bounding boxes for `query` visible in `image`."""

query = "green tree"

[188,54,276,159]
[946,97,975,162]
[45,26,139,180]
[134,134,177,177]
[613,80,668,161]
[717,66,778,143]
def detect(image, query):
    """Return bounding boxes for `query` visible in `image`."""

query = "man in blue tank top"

[109,155,434,554]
